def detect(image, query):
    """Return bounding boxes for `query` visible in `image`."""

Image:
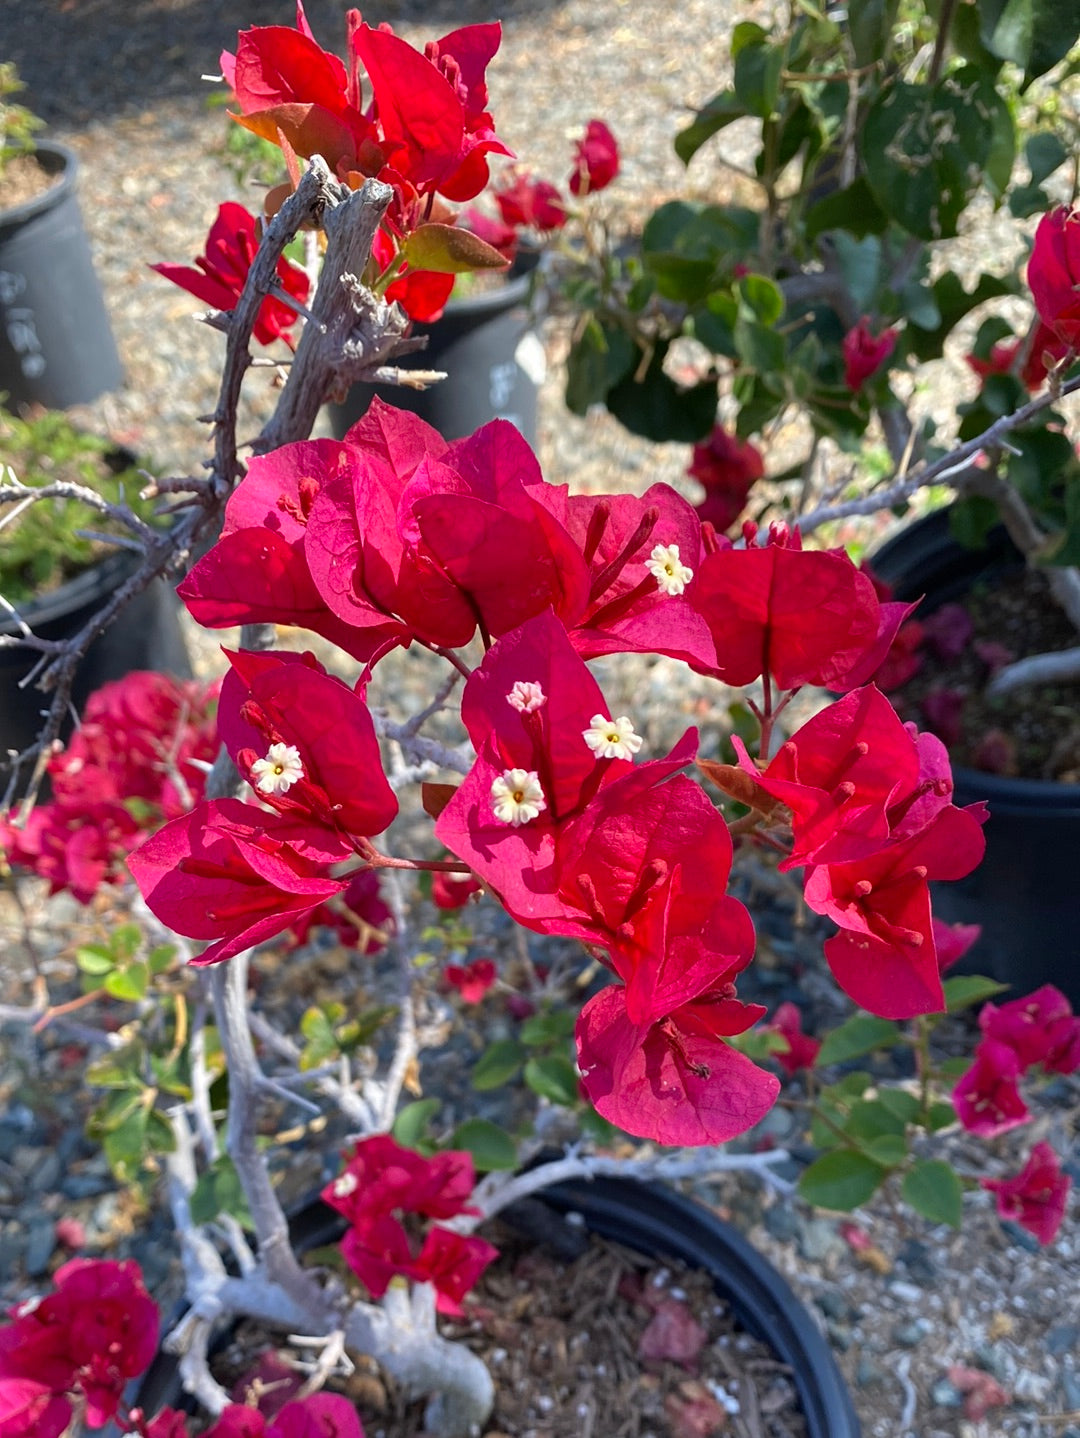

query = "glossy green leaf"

[798,1149,887,1211]
[902,1159,963,1227]
[816,1014,899,1067]
[847,0,901,66]
[524,1054,580,1107]
[564,316,636,415]
[943,975,1009,1011]
[519,1010,576,1046]
[190,1156,253,1226]
[863,1134,908,1167]
[393,1098,441,1151]
[675,91,747,166]
[471,1039,527,1091]
[605,346,717,443]
[76,946,115,976]
[861,69,1009,240]
[400,223,509,274]
[805,176,888,242]
[450,1118,517,1172]
[104,963,148,1003]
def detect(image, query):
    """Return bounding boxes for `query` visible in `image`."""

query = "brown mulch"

[0,152,59,211]
[890,565,1080,781]
[213,1231,808,1438]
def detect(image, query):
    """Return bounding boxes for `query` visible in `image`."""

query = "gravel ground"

[1,3,1079,1437]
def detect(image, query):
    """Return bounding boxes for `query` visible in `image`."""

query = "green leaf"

[926,1100,957,1133]
[393,1098,441,1151]
[901,1159,963,1227]
[519,1010,576,1046]
[847,0,901,66]
[76,946,116,976]
[675,91,747,166]
[86,1045,145,1091]
[605,346,717,443]
[738,274,784,327]
[863,1133,908,1167]
[828,233,882,313]
[798,1149,887,1211]
[147,944,177,976]
[104,963,148,1003]
[845,1098,907,1144]
[861,69,1010,240]
[298,1006,340,1071]
[449,1118,517,1172]
[1025,131,1069,185]
[733,35,785,119]
[984,100,1017,202]
[190,1156,253,1227]
[943,974,1009,1011]
[523,1054,580,1107]
[877,1088,921,1124]
[948,494,999,549]
[471,1039,527,1091]
[111,923,143,962]
[805,176,888,242]
[564,316,636,415]
[400,223,510,274]
[816,1014,899,1067]
[102,1106,149,1184]
[907,271,1013,362]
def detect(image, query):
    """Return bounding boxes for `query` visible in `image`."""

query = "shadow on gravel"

[1,0,563,127]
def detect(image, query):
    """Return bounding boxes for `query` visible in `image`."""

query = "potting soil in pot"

[212,1230,809,1438]
[888,565,1080,783]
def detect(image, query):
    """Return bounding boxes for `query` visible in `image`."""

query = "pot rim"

[0,547,140,637]
[0,139,77,232]
[128,1178,860,1438]
[541,1175,861,1438]
[434,246,539,321]
[870,506,1080,808]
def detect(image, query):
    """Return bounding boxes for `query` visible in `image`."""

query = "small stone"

[30,1151,61,1193]
[797,1217,842,1265]
[855,1358,885,1388]
[974,1343,1010,1382]
[887,1279,924,1304]
[764,1203,799,1243]
[896,1238,937,1285]
[60,1172,112,1200]
[24,1219,56,1277]
[1047,1324,1080,1356]
[1060,1370,1080,1411]
[930,1378,964,1408]
[825,1320,852,1352]
[815,1288,852,1322]
[892,1320,930,1348]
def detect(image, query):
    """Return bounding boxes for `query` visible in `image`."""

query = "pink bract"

[980,1141,1071,1245]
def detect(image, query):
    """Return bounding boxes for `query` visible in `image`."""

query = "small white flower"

[250,742,304,795]
[646,542,694,596]
[332,1171,358,1199]
[490,768,547,826]
[583,714,643,761]
[506,680,547,713]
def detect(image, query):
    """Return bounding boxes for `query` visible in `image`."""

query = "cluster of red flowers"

[841,318,898,392]
[0,672,219,904]
[0,1259,158,1436]
[685,425,764,536]
[463,117,620,260]
[127,401,988,1149]
[951,985,1079,1242]
[0,1256,364,1438]
[155,5,514,327]
[320,1135,497,1314]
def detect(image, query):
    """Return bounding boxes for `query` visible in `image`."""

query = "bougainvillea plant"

[0,7,1077,1438]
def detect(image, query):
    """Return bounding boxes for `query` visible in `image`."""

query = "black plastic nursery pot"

[0,140,123,411]
[128,1178,860,1438]
[0,547,191,778]
[870,507,1080,1005]
[326,255,542,446]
